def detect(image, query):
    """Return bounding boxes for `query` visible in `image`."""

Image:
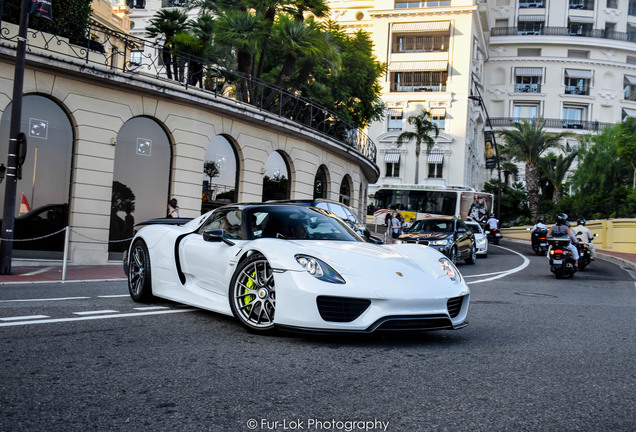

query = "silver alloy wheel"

[129,243,146,297]
[232,258,276,330]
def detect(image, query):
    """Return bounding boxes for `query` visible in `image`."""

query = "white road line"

[134,306,170,311]
[73,310,119,316]
[0,308,197,327]
[0,315,49,322]
[0,296,91,303]
[20,267,55,276]
[466,245,530,285]
[98,295,130,298]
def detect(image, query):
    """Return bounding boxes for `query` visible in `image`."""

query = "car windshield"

[248,206,364,242]
[466,223,482,233]
[408,219,453,233]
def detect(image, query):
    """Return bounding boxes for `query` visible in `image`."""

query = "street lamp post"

[468,85,503,222]
[0,0,30,274]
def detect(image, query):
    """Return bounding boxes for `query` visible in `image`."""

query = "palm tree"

[540,151,578,204]
[146,9,189,81]
[396,110,439,184]
[497,118,574,220]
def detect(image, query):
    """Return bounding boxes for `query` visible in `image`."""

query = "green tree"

[146,9,189,81]
[616,116,636,188]
[396,110,439,184]
[497,118,574,221]
[540,150,578,205]
[203,161,219,185]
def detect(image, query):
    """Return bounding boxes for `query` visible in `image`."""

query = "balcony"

[564,86,590,95]
[569,0,593,10]
[491,26,631,42]
[515,83,541,93]
[491,117,611,131]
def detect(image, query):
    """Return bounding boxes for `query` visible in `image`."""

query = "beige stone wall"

[0,53,375,264]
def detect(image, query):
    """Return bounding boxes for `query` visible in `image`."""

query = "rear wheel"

[229,253,276,333]
[128,239,154,302]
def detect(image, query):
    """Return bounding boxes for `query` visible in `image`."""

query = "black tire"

[465,244,477,264]
[127,239,154,302]
[229,253,276,333]
[493,238,500,245]
[554,267,564,279]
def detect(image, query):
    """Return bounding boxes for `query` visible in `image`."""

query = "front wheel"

[229,253,276,333]
[128,239,154,302]
[448,246,457,265]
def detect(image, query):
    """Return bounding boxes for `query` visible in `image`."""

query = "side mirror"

[203,229,224,242]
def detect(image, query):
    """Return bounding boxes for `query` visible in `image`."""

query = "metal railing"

[491,26,635,43]
[490,117,612,131]
[0,15,377,164]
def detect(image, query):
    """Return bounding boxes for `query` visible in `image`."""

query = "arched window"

[202,135,238,211]
[314,165,328,199]
[339,175,352,206]
[0,95,73,256]
[262,151,290,201]
[109,117,171,257]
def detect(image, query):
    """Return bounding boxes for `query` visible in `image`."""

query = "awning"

[515,67,543,77]
[622,108,636,118]
[565,69,593,79]
[389,61,449,72]
[568,15,595,23]
[517,15,545,22]
[392,21,451,33]
[387,108,403,117]
[385,152,401,163]
[430,108,446,116]
[428,152,444,164]
[624,75,636,84]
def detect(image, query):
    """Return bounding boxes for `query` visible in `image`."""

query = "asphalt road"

[0,242,634,432]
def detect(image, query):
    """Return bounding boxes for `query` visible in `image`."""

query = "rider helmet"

[577,218,586,226]
[555,213,568,226]
[537,218,544,224]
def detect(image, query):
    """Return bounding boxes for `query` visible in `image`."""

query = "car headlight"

[476,237,487,247]
[438,258,461,284]
[429,239,448,246]
[394,239,405,244]
[295,255,345,284]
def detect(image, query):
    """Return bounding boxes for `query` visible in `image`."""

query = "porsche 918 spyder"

[124,203,470,334]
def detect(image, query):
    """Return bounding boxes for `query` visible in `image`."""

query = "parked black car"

[396,216,476,264]
[270,198,383,244]
[1,203,69,252]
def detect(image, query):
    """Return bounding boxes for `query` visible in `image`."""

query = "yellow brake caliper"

[243,270,256,311]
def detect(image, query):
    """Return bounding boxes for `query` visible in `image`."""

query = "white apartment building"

[481,0,636,166]
[327,1,490,197]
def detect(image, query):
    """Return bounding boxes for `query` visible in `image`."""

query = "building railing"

[490,117,612,131]
[491,26,634,42]
[515,83,541,93]
[0,15,377,164]
[564,85,590,95]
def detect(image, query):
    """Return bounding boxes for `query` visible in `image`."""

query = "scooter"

[529,227,549,255]
[485,227,502,245]
[547,235,577,279]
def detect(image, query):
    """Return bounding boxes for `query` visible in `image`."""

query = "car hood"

[398,232,451,242]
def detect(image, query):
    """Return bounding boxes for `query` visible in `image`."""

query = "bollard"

[61,226,70,281]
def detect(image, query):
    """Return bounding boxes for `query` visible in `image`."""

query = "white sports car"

[124,203,470,334]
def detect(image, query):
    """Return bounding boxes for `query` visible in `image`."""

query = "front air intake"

[316,296,371,322]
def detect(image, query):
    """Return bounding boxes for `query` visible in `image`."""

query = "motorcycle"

[575,233,597,271]
[484,227,502,245]
[547,235,577,279]
[529,227,549,255]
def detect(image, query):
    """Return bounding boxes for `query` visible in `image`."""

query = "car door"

[180,208,244,297]
[455,219,471,257]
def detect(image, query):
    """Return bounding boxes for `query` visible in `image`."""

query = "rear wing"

[135,217,193,227]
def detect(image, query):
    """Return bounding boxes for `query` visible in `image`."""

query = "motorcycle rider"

[572,218,596,260]
[486,213,499,230]
[547,213,579,268]
[530,217,547,234]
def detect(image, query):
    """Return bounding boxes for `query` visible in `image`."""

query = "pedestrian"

[167,198,179,218]
[391,212,401,240]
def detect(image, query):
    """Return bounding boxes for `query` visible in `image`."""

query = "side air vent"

[447,296,464,318]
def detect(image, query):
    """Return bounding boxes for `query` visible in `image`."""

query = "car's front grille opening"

[447,296,464,318]
[371,316,452,331]
[316,296,371,322]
